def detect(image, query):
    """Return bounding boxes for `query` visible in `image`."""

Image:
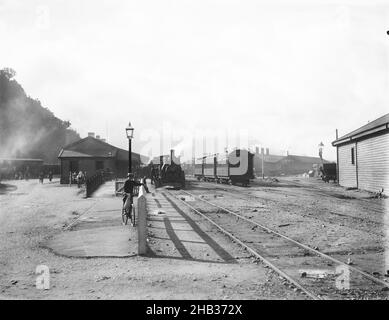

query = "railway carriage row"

[194,149,254,186]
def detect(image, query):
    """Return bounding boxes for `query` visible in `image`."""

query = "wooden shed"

[58,136,146,183]
[332,113,389,194]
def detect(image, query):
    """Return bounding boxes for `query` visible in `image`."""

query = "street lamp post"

[126,122,134,174]
[318,142,324,165]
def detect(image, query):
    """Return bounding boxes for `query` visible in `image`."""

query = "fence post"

[137,186,147,255]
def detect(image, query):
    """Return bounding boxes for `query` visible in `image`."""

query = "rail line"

[189,180,388,234]
[165,190,320,300]
[167,188,389,300]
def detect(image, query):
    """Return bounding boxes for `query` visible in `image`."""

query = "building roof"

[59,150,96,158]
[282,154,329,164]
[265,155,284,163]
[0,158,44,162]
[262,154,285,163]
[332,113,389,146]
[58,136,146,163]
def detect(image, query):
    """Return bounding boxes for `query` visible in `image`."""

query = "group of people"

[38,171,53,184]
[6,167,31,180]
[69,171,86,188]
[14,171,29,180]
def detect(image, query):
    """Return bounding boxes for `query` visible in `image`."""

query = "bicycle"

[122,193,136,227]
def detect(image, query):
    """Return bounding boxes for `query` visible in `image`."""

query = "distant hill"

[0,68,80,163]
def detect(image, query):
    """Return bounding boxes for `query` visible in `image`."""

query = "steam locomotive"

[194,149,254,186]
[150,150,185,189]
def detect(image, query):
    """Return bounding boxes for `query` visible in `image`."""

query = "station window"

[96,161,104,170]
[351,147,355,165]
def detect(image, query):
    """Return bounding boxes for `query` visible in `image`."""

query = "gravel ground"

[0,179,304,300]
[185,176,389,299]
[4,176,384,299]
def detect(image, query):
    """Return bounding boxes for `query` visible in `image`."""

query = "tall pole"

[128,138,132,174]
[261,148,264,179]
[335,129,339,183]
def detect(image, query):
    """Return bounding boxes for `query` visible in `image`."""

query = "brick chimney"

[88,132,95,138]
[266,148,269,155]
[96,135,100,140]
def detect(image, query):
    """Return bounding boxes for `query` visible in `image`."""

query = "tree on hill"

[0,68,80,163]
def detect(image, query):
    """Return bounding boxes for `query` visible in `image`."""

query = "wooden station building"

[58,133,146,184]
[332,113,389,194]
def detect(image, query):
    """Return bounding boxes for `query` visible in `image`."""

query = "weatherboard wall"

[338,142,357,189]
[357,132,389,193]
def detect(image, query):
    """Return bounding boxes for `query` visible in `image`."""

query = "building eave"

[332,124,389,146]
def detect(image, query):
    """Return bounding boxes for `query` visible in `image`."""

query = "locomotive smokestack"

[159,155,163,169]
[170,149,175,164]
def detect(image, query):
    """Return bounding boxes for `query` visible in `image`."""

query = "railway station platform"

[146,186,236,263]
[46,181,138,257]
[46,180,235,263]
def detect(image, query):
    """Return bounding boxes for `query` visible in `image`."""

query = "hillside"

[0,68,80,163]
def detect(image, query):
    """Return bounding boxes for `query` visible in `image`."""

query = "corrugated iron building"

[332,113,389,194]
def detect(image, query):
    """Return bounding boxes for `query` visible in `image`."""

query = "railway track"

[188,180,388,235]
[166,188,389,300]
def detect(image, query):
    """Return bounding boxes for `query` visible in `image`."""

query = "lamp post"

[318,142,324,165]
[126,122,134,174]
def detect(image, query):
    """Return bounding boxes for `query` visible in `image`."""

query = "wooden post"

[137,185,147,255]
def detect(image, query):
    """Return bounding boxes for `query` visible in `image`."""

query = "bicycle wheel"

[130,205,136,227]
[122,207,128,225]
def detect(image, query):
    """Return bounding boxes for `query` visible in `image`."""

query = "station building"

[332,113,389,194]
[58,133,147,183]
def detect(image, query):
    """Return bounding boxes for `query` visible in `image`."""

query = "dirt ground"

[0,179,303,300]
[1,176,387,300]
[186,176,389,298]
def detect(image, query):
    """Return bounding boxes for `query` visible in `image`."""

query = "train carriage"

[227,149,254,186]
[192,149,254,186]
[203,155,216,181]
[216,153,229,183]
[320,163,337,183]
[194,157,204,180]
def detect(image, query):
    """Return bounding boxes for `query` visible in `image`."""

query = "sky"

[1,0,389,161]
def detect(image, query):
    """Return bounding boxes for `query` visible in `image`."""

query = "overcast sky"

[1,0,389,161]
